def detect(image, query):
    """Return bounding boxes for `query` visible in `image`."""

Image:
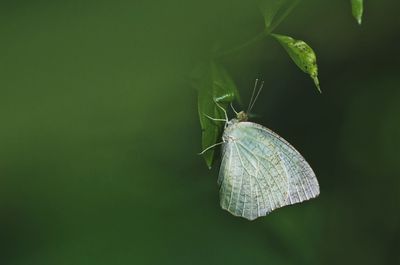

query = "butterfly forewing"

[218,121,319,220]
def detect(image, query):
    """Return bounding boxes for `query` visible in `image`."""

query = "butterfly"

[201,79,320,220]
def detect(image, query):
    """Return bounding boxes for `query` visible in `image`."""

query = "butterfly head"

[229,78,263,124]
[236,111,248,122]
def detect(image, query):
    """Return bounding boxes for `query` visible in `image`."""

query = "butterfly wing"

[218,121,319,220]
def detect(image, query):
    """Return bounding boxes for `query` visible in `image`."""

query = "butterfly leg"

[198,141,224,155]
[203,114,227,122]
[213,100,229,128]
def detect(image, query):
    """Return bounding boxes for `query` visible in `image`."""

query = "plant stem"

[215,0,300,58]
[268,0,300,34]
[216,32,266,58]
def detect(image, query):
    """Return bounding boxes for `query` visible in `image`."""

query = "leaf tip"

[312,76,321,93]
[205,159,213,169]
[351,0,364,25]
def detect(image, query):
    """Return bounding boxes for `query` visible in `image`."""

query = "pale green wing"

[249,123,320,204]
[218,121,319,220]
[219,122,290,220]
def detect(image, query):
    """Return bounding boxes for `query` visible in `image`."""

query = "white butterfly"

[201,80,320,220]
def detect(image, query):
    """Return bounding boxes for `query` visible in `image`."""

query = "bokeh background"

[1,0,399,264]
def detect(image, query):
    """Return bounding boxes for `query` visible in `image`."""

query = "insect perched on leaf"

[200,80,320,220]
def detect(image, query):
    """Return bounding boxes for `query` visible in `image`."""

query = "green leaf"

[192,62,240,169]
[351,0,363,25]
[272,33,321,92]
[258,0,286,29]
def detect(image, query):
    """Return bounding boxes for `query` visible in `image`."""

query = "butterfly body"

[218,115,320,220]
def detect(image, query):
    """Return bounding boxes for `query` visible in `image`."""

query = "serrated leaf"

[258,0,286,29]
[272,33,321,92]
[351,0,363,25]
[192,62,240,168]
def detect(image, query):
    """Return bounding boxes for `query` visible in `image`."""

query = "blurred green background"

[1,0,399,264]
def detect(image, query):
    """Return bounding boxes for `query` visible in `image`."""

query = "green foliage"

[272,34,321,92]
[196,0,364,167]
[351,0,364,25]
[193,62,240,168]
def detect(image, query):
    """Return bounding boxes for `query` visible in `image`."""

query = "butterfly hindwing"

[253,124,320,204]
[218,121,319,220]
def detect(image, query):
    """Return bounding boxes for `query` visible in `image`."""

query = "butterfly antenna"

[248,80,264,113]
[230,102,238,115]
[247,78,259,114]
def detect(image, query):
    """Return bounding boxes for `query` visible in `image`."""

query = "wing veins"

[240,134,317,203]
[236,141,288,206]
[226,145,234,210]
[233,142,249,215]
[235,143,278,210]
[234,143,282,211]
